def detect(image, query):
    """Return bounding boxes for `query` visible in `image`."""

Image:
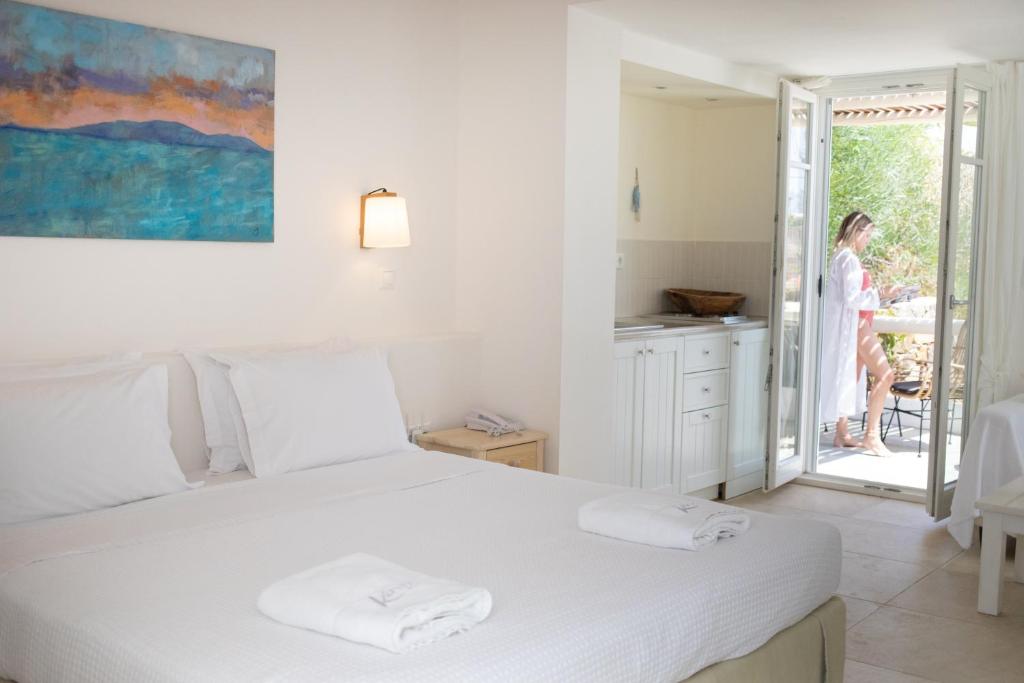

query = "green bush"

[827,123,945,295]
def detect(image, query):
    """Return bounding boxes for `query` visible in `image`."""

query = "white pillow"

[0,365,191,525]
[0,352,143,382]
[183,352,250,474]
[211,347,413,477]
[184,339,353,475]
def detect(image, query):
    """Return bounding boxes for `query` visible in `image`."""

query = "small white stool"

[976,476,1024,615]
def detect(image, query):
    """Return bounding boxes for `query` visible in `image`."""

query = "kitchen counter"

[614,317,768,341]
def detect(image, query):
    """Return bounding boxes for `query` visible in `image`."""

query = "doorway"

[814,90,949,492]
[765,68,992,519]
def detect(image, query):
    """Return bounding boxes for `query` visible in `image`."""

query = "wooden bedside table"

[416,428,547,472]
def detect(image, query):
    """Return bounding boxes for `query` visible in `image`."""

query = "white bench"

[977,476,1024,615]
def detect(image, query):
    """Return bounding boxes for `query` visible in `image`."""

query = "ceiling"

[620,61,772,108]
[584,0,1024,77]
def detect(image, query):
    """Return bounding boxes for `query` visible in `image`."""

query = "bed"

[0,344,843,681]
[0,449,842,682]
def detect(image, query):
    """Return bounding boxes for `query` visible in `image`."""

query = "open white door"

[927,65,992,519]
[766,81,822,490]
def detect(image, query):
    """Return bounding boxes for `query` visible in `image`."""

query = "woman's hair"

[835,211,874,248]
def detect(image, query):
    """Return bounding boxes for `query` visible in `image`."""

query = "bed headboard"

[33,334,482,474]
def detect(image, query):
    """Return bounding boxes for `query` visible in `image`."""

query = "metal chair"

[883,324,969,456]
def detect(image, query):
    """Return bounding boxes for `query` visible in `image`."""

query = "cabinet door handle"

[733,340,740,346]
[702,348,711,356]
[646,348,654,354]
[702,386,711,393]
[702,413,711,420]
[636,348,644,356]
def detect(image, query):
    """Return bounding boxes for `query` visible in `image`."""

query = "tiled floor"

[731,484,1024,683]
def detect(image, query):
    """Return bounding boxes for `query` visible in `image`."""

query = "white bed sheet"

[0,451,840,682]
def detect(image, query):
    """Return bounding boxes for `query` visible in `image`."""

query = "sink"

[659,320,717,327]
[614,319,664,332]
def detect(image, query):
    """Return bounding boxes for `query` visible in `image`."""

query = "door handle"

[949,295,969,309]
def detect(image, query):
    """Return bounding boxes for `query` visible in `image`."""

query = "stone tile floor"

[732,484,1024,683]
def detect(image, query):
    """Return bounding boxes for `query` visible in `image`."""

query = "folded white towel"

[257,553,492,653]
[578,491,751,550]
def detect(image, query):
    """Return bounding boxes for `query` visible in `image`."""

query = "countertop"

[614,316,768,342]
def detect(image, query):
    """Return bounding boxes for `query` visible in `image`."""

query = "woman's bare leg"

[833,417,859,447]
[857,325,894,456]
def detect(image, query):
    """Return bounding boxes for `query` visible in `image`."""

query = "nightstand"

[416,427,547,472]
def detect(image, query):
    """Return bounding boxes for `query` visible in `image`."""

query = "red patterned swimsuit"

[859,269,874,325]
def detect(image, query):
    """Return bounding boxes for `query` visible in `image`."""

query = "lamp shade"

[360,192,410,248]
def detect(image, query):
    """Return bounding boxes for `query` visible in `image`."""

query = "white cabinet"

[680,405,729,492]
[612,338,681,490]
[723,328,770,499]
[613,340,644,487]
[613,326,769,499]
[679,333,730,495]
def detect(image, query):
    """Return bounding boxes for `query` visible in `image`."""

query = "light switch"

[380,269,396,290]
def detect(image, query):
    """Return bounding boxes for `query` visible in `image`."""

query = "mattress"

[0,451,840,682]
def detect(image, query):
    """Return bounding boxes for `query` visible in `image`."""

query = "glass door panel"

[943,160,979,484]
[767,81,819,489]
[928,67,990,518]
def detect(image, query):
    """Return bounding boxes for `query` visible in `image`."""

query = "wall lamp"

[360,188,410,248]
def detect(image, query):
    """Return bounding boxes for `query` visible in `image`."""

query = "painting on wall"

[0,0,274,242]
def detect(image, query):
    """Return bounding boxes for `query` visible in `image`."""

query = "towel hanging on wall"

[631,167,641,219]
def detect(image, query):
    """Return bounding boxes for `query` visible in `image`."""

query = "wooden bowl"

[665,288,746,316]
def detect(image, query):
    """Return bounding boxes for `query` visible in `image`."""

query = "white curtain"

[973,61,1024,412]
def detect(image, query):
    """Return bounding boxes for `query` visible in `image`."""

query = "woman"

[819,211,900,456]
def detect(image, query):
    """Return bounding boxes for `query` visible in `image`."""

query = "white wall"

[0,0,461,364]
[559,7,623,483]
[617,94,692,241]
[454,0,570,472]
[688,104,777,243]
[617,95,775,243]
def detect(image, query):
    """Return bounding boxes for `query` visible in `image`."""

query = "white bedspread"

[949,394,1024,548]
[0,451,840,682]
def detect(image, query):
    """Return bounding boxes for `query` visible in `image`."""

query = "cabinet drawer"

[681,369,729,411]
[486,443,539,470]
[683,334,730,372]
[685,403,727,426]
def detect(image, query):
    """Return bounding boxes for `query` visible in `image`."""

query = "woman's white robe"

[819,248,880,423]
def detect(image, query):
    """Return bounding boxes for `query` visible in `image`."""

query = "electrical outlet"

[616,253,625,270]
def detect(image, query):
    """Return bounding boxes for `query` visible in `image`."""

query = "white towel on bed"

[257,553,492,653]
[578,491,751,550]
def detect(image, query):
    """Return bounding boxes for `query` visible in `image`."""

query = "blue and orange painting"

[0,0,274,241]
